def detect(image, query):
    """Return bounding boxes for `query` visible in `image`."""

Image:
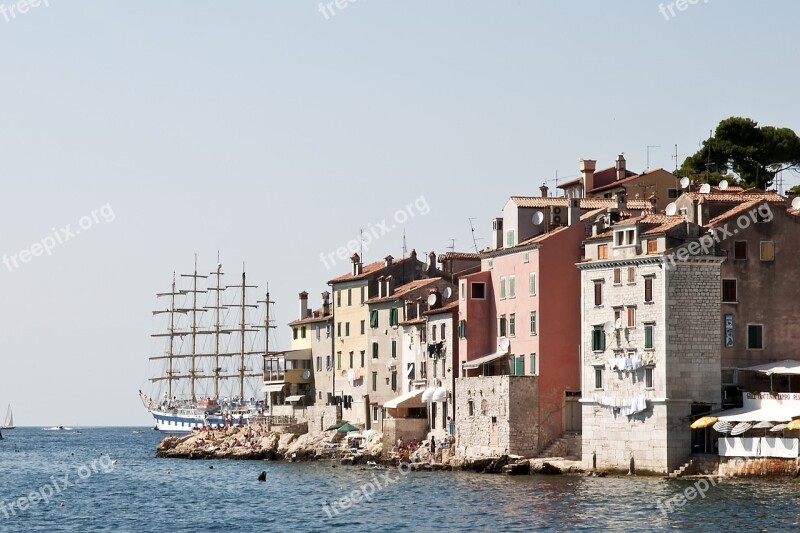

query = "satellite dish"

[615,318,622,329]
[719,179,729,191]
[409,326,417,334]
[532,210,545,225]
[427,294,437,306]
[443,287,452,299]
[680,177,690,189]
[699,183,712,194]
[665,202,678,216]
[302,370,311,380]
[498,337,510,353]
[792,197,800,211]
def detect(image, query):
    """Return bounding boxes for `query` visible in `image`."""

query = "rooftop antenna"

[468,218,481,254]
[646,145,661,170]
[360,228,364,261]
[447,238,455,254]
[402,229,408,258]
[705,130,713,183]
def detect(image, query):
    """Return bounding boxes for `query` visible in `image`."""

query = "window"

[337,351,342,370]
[530,311,537,335]
[747,324,764,350]
[598,244,608,259]
[667,188,679,199]
[500,277,506,299]
[734,241,748,260]
[326,355,331,370]
[349,351,354,368]
[391,371,397,391]
[627,307,636,328]
[372,406,379,422]
[315,326,321,341]
[594,281,603,306]
[336,290,341,307]
[523,252,530,263]
[372,372,377,391]
[509,313,516,337]
[360,286,365,304]
[360,351,365,367]
[613,268,621,285]
[627,267,635,284]
[407,363,415,381]
[506,229,515,247]
[360,320,365,335]
[431,325,437,342]
[499,315,507,337]
[301,326,306,339]
[529,273,536,296]
[614,307,622,327]
[591,326,605,351]
[389,308,399,327]
[487,259,493,270]
[722,279,737,303]
[347,288,352,306]
[644,277,653,303]
[345,322,350,336]
[458,319,467,339]
[326,322,331,338]
[337,322,342,337]
[509,276,516,298]
[391,339,397,359]
[761,241,775,262]
[645,367,654,389]
[441,324,446,340]
[460,282,466,300]
[372,343,379,359]
[370,309,378,328]
[467,400,474,417]
[509,354,515,375]
[316,356,321,372]
[647,239,658,254]
[471,282,486,299]
[292,327,298,340]
[644,323,654,349]
[594,367,604,389]
[530,353,537,376]
[615,229,636,247]
[515,354,524,376]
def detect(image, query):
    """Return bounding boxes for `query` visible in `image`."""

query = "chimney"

[416,296,424,318]
[427,251,437,272]
[321,291,331,317]
[298,291,309,321]
[427,289,442,311]
[377,276,385,298]
[615,190,627,213]
[386,275,395,296]
[615,153,627,181]
[410,249,417,261]
[351,253,362,276]
[492,218,504,250]
[568,197,581,226]
[540,184,549,198]
[384,255,393,268]
[580,159,597,194]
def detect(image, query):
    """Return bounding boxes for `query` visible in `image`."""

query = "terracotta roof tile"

[365,278,443,304]
[706,200,764,227]
[510,197,650,210]
[328,256,416,284]
[437,252,481,262]
[683,191,785,203]
[589,168,667,193]
[423,300,459,315]
[586,214,686,241]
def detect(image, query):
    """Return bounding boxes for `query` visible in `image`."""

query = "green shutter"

[500,278,506,299]
[601,331,606,351]
[390,308,398,326]
[509,355,516,376]
[645,325,653,349]
[530,354,536,375]
[370,310,378,328]
[516,355,524,376]
[509,276,516,298]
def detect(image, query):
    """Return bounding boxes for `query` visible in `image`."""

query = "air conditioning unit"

[551,206,566,226]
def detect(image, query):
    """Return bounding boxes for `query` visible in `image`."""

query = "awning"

[406,364,415,378]
[431,386,447,402]
[739,360,800,375]
[421,387,436,403]
[463,349,508,370]
[717,404,800,423]
[383,389,425,409]
[261,384,285,393]
[285,395,305,403]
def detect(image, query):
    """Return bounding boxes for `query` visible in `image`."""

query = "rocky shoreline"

[155,426,584,475]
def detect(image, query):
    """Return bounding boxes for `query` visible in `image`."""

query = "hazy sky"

[2,1,798,426]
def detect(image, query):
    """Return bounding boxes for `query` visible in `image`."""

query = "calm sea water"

[0,427,798,532]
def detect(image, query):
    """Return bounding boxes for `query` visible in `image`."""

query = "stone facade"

[455,376,539,458]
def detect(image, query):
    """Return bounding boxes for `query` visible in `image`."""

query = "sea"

[0,427,798,532]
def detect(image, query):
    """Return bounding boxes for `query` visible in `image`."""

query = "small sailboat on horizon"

[1,405,14,430]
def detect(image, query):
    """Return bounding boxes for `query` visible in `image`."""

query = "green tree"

[679,117,800,189]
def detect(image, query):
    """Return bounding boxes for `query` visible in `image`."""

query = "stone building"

[578,210,724,474]
[286,291,332,407]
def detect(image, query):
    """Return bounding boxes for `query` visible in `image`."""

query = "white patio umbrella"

[770,423,788,432]
[730,422,753,436]
[753,420,774,436]
[712,421,733,434]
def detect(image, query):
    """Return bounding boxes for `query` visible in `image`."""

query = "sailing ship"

[1,405,14,430]
[140,257,274,432]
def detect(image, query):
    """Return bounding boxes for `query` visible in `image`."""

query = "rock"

[257,471,267,482]
[506,461,531,476]
[539,462,562,475]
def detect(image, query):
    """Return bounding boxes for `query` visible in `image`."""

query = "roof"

[438,252,481,262]
[288,307,331,326]
[328,256,416,284]
[589,168,668,194]
[586,214,687,241]
[705,199,764,227]
[509,197,651,210]
[399,318,426,326]
[365,277,442,304]
[557,177,582,189]
[682,191,785,203]
[423,300,459,316]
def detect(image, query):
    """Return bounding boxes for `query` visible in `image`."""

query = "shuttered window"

[644,278,653,303]
[594,282,602,306]
[613,268,621,284]
[370,310,378,328]
[722,279,737,303]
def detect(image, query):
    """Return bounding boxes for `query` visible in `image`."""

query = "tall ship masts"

[179,255,208,401]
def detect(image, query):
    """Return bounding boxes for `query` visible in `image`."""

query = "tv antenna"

[646,145,661,170]
[446,238,455,254]
[468,218,482,254]
[672,143,689,172]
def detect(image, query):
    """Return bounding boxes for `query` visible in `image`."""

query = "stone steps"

[668,455,719,479]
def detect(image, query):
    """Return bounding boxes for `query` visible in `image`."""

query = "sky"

[1,0,799,426]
